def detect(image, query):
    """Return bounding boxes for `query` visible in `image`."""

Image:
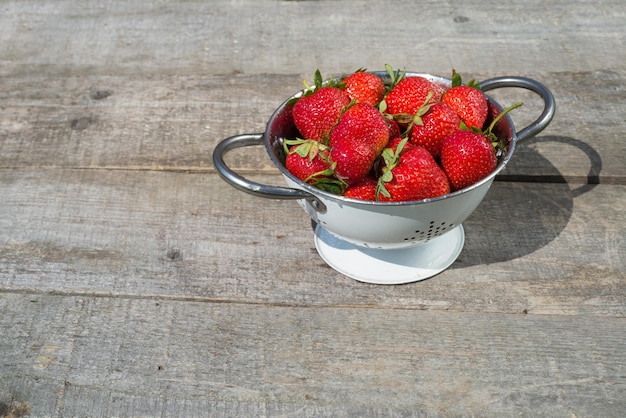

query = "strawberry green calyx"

[408,91,435,128]
[375,137,409,199]
[467,79,481,89]
[379,64,406,113]
[295,69,346,102]
[283,138,329,162]
[313,69,346,90]
[283,138,344,194]
[302,69,324,93]
[308,176,346,195]
[285,70,321,106]
[451,70,462,88]
[450,69,480,90]
[385,64,406,88]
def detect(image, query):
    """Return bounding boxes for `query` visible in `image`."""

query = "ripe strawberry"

[292,86,350,142]
[383,76,444,118]
[344,176,378,201]
[409,102,461,157]
[442,71,488,130]
[330,103,390,154]
[285,139,333,183]
[343,70,386,106]
[439,98,523,191]
[328,102,390,185]
[376,138,450,202]
[385,118,401,140]
[284,139,346,194]
[439,130,497,191]
[331,138,377,186]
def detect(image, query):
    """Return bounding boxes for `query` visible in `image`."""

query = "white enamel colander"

[213,72,555,283]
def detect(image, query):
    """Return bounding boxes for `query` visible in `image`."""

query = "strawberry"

[344,176,378,201]
[439,99,523,191]
[383,75,444,119]
[284,139,345,194]
[385,118,401,140]
[376,138,450,202]
[442,71,488,130]
[343,70,386,106]
[330,102,390,154]
[292,70,351,142]
[409,102,461,157]
[331,138,377,186]
[439,130,496,191]
[328,103,390,185]
[284,139,333,182]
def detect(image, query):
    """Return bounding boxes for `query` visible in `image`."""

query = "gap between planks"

[0,287,602,318]
[0,166,622,185]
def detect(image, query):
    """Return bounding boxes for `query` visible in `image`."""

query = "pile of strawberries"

[284,66,518,201]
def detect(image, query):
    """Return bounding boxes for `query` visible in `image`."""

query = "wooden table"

[1,1,624,416]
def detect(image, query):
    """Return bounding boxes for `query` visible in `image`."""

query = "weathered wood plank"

[1,71,625,182]
[1,293,624,417]
[1,169,624,316]
[1,0,623,78]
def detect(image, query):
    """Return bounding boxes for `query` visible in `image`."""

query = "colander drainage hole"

[404,222,455,242]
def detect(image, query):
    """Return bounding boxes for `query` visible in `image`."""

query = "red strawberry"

[328,102,390,185]
[439,98,524,191]
[409,102,461,157]
[439,130,497,191]
[329,103,390,155]
[377,138,450,202]
[331,138,377,186]
[292,85,350,142]
[442,71,488,130]
[385,118,401,140]
[343,70,386,106]
[344,176,378,201]
[383,76,444,118]
[285,140,333,183]
[285,139,346,194]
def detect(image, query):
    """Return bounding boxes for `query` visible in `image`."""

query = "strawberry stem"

[486,101,523,134]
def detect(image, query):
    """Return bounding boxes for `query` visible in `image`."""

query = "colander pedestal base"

[314,224,465,284]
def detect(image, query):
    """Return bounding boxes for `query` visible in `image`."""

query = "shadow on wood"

[456,135,602,267]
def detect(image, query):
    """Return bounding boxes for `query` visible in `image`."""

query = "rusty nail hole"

[166,249,182,261]
[70,116,93,131]
[90,89,112,100]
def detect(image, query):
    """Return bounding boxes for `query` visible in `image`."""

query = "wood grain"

[1,293,625,417]
[1,169,624,316]
[1,0,625,416]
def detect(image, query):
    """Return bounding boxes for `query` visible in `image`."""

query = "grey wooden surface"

[1,1,625,417]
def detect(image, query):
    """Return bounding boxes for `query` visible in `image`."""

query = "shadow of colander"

[454,135,602,267]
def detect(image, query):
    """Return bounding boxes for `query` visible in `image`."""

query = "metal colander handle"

[479,76,556,142]
[212,133,326,209]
